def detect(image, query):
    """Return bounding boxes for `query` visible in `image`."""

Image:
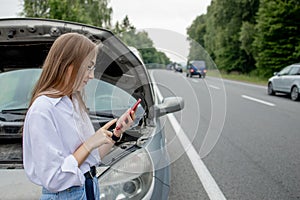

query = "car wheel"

[199,74,201,78]
[290,86,300,101]
[186,73,189,77]
[267,82,275,95]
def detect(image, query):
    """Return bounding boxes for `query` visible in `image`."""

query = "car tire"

[290,86,300,101]
[267,82,275,95]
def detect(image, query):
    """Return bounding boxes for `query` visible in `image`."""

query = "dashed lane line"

[242,95,275,107]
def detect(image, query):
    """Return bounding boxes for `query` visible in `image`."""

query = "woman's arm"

[73,126,114,166]
[73,118,117,164]
[73,142,96,166]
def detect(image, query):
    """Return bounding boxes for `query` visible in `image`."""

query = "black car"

[186,60,207,78]
[0,18,184,199]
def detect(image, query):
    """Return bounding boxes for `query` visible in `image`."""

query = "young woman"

[23,32,133,200]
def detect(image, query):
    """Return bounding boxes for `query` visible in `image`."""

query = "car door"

[282,66,300,92]
[273,66,292,92]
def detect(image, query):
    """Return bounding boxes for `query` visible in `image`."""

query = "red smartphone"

[130,98,142,114]
[115,98,141,130]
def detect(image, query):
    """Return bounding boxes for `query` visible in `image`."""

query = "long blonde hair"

[29,32,98,111]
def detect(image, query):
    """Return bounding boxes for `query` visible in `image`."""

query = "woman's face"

[78,58,96,92]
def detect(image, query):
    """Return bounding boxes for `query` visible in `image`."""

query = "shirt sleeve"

[25,110,85,192]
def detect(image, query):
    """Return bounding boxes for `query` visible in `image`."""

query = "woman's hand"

[85,119,117,151]
[114,108,135,137]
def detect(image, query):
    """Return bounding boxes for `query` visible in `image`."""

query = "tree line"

[20,0,170,67]
[187,0,300,78]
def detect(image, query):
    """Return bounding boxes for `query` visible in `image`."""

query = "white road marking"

[151,71,227,200]
[209,85,220,90]
[167,114,227,200]
[241,95,275,107]
[191,79,199,83]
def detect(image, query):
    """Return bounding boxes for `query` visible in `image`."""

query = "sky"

[0,0,211,62]
[109,0,211,35]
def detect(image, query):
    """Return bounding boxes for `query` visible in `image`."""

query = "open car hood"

[0,18,155,118]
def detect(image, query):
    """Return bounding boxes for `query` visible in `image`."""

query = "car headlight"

[98,149,154,200]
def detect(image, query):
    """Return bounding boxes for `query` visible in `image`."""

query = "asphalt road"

[150,69,300,200]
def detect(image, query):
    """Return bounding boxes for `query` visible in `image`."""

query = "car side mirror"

[274,72,279,76]
[154,97,184,118]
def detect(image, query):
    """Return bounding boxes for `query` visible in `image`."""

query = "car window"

[278,66,292,75]
[289,66,300,75]
[85,79,144,117]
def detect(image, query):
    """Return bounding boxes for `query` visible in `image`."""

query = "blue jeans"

[40,177,100,200]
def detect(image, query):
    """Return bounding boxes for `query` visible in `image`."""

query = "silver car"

[0,18,184,199]
[267,64,300,101]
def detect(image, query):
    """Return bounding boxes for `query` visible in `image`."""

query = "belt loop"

[84,166,96,179]
[88,170,93,178]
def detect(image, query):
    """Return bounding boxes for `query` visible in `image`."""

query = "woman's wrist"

[113,127,123,137]
[74,142,92,167]
[84,137,96,151]
[112,129,122,142]
[111,134,121,142]
[83,142,92,153]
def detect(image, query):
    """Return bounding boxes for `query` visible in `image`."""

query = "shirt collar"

[46,96,63,106]
[46,95,73,107]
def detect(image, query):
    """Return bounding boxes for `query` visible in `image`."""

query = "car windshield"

[0,69,144,119]
[190,60,206,69]
[0,69,41,112]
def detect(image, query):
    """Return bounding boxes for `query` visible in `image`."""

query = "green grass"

[207,70,268,86]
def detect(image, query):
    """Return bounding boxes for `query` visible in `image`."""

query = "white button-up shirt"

[23,95,101,192]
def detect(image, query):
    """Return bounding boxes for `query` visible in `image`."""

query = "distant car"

[174,64,183,73]
[0,17,184,199]
[267,64,300,101]
[166,62,183,73]
[186,60,207,78]
[166,63,173,70]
